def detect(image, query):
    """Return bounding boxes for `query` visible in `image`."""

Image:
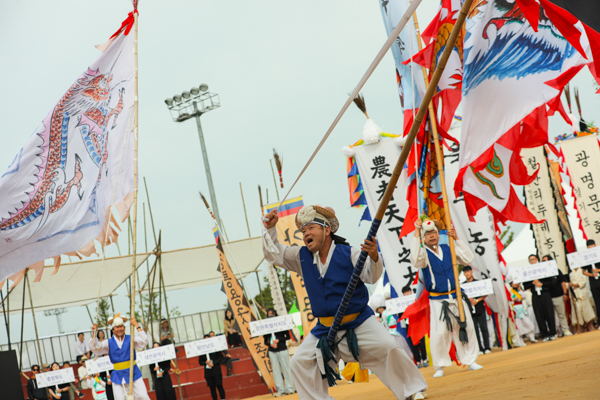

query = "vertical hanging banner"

[265,197,317,336]
[215,227,275,390]
[267,264,287,317]
[522,147,568,273]
[560,135,600,244]
[548,159,575,253]
[0,22,136,282]
[444,124,508,317]
[351,138,415,293]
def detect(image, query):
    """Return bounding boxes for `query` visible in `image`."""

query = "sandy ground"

[249,330,600,400]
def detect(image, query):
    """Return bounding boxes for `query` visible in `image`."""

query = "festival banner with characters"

[266,264,287,317]
[522,147,568,273]
[265,196,317,336]
[444,124,508,317]
[560,135,600,244]
[548,159,576,253]
[215,227,275,390]
[351,138,415,294]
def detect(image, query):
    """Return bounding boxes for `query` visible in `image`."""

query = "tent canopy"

[147,237,264,291]
[5,254,150,314]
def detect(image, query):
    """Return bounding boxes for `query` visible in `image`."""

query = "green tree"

[499,225,514,249]
[253,268,296,318]
[129,293,180,325]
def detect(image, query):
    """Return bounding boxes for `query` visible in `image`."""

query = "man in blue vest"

[90,313,151,400]
[410,218,483,378]
[263,205,427,400]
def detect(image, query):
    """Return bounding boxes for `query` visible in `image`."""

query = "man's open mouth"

[307,238,314,245]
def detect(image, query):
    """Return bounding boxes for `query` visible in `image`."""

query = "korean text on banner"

[461,279,494,298]
[567,246,600,270]
[216,232,275,390]
[511,260,559,284]
[85,357,114,374]
[265,196,317,335]
[386,294,416,314]
[352,139,415,293]
[36,368,75,388]
[184,336,229,358]
[522,147,568,273]
[250,315,294,337]
[137,344,176,366]
[560,135,600,243]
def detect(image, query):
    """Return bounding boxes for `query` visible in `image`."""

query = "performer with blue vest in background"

[263,205,427,400]
[410,218,483,378]
[90,313,151,400]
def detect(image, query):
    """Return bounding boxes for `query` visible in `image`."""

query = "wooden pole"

[128,10,140,397]
[239,182,252,238]
[26,272,44,367]
[19,273,26,370]
[270,159,280,201]
[326,0,474,347]
[159,264,184,400]
[412,11,465,323]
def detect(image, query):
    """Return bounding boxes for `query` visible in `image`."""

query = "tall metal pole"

[193,101,221,227]
[1,287,11,350]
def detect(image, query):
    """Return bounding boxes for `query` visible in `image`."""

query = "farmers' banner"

[266,264,287,317]
[215,226,275,390]
[0,15,136,283]
[560,135,600,244]
[548,159,576,253]
[350,138,415,294]
[265,197,317,336]
[445,123,508,317]
[522,147,568,273]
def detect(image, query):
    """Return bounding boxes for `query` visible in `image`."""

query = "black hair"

[153,342,161,347]
[463,265,472,272]
[542,255,553,261]
[528,254,539,261]
[161,338,172,346]
[209,331,215,335]
[587,239,596,246]
[225,309,234,321]
[97,330,106,340]
[78,332,84,337]
[266,308,277,317]
[31,364,40,371]
[401,285,412,294]
[203,334,210,339]
[50,362,60,370]
[63,361,70,367]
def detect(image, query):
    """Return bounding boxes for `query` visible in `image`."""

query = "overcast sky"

[1,0,599,343]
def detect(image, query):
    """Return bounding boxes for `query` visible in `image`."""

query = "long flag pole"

[412,10,466,327]
[325,0,474,349]
[128,6,140,398]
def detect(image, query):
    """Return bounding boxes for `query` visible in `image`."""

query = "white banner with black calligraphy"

[444,125,509,317]
[267,265,287,317]
[560,135,600,244]
[353,139,415,294]
[522,147,568,273]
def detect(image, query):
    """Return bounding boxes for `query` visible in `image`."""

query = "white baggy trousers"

[290,316,427,400]
[429,297,479,370]
[111,378,151,400]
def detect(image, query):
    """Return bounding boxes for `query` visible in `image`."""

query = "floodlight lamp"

[190,87,200,95]
[173,94,183,103]
[182,91,191,99]
[165,98,174,106]
[199,83,209,92]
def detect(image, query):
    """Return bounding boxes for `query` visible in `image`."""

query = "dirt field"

[249,330,600,399]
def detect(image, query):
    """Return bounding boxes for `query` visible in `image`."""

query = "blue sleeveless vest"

[420,244,459,300]
[108,335,142,384]
[299,244,374,339]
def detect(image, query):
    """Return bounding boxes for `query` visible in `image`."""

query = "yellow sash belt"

[112,360,136,370]
[319,312,360,327]
[429,290,456,297]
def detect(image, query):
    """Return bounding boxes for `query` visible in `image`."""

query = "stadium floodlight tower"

[164,84,222,226]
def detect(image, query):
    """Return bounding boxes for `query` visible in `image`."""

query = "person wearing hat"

[262,205,427,400]
[90,313,151,400]
[78,355,90,390]
[410,218,483,378]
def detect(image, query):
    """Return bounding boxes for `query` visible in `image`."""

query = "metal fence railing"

[1,308,227,371]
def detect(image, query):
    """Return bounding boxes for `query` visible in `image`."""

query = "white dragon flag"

[0,21,135,283]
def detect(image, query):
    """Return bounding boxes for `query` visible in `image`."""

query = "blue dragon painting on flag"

[1,68,125,233]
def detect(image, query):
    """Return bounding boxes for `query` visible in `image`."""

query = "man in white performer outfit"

[410,218,483,378]
[262,205,427,400]
[90,314,151,400]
